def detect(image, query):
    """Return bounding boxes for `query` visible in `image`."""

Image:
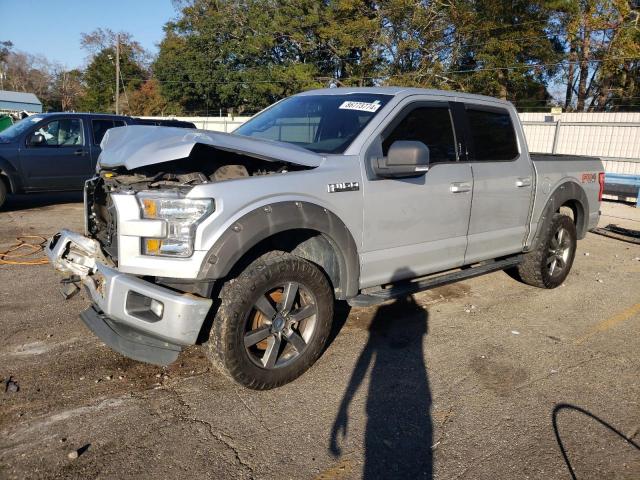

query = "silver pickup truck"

[47,88,604,389]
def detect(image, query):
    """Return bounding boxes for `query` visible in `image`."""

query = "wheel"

[514,213,577,288]
[0,179,6,209]
[206,251,334,389]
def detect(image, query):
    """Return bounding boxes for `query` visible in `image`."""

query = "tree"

[557,0,640,111]
[438,0,562,108]
[126,78,181,115]
[155,0,328,114]
[51,68,85,111]
[80,29,148,113]
[0,40,12,64]
[2,50,57,109]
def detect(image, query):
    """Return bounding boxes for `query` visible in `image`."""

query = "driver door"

[360,100,473,288]
[19,117,91,190]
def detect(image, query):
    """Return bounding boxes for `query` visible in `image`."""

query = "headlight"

[138,192,214,257]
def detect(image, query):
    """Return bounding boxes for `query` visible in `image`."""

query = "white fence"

[141,116,250,132]
[519,112,640,176]
[145,112,640,176]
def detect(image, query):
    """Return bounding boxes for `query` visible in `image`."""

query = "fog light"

[150,299,164,318]
[126,291,164,322]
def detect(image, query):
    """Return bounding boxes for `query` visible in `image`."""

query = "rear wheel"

[206,251,334,389]
[514,213,577,288]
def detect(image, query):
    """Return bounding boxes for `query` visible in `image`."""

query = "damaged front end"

[47,126,321,366]
[46,228,213,366]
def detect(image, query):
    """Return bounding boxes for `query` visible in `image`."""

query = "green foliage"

[0,40,12,64]
[81,45,145,113]
[7,1,640,114]
[154,0,571,112]
[154,0,327,114]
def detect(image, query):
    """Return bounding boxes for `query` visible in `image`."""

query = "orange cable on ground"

[0,235,49,265]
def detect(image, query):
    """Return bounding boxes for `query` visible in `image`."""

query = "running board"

[348,255,523,307]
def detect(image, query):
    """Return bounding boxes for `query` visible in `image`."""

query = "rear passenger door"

[462,104,535,263]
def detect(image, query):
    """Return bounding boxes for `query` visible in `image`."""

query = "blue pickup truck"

[0,113,195,208]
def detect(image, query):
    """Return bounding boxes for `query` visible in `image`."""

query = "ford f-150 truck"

[46,88,604,389]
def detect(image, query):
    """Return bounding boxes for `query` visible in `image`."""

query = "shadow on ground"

[2,191,83,212]
[330,294,433,479]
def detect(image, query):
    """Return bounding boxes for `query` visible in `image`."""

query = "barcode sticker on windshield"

[339,100,382,113]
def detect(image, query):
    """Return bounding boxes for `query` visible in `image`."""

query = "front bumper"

[47,230,213,365]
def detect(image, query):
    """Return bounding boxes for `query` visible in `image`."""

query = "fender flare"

[527,180,590,251]
[198,201,360,299]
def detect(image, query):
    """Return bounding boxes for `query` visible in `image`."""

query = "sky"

[0,0,177,68]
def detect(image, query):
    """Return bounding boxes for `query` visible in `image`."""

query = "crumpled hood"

[98,125,324,170]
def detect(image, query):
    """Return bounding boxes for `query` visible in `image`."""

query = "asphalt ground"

[0,193,639,480]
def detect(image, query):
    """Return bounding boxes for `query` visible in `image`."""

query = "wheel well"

[558,199,583,229]
[223,229,343,298]
[0,171,11,193]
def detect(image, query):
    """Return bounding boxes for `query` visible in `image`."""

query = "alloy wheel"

[547,227,572,277]
[243,282,318,369]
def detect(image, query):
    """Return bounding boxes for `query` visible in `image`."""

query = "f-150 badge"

[328,182,360,193]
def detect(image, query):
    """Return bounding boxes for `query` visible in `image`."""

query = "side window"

[113,120,126,128]
[466,108,518,161]
[382,107,457,163]
[92,119,116,145]
[30,119,84,146]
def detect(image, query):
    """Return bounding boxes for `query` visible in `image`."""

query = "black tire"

[206,251,334,389]
[514,213,577,288]
[0,179,6,210]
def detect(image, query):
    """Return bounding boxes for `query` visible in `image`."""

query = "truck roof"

[296,86,514,107]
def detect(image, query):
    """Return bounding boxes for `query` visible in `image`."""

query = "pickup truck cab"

[46,88,604,389]
[0,113,195,208]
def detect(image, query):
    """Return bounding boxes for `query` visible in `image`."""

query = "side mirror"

[29,133,46,146]
[373,140,430,178]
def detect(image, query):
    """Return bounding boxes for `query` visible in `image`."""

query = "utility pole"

[115,34,120,114]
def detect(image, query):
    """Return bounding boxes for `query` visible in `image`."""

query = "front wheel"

[206,252,334,389]
[514,213,577,289]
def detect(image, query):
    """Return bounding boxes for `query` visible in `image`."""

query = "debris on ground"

[4,376,19,393]
[511,330,521,335]
[67,444,90,460]
[592,224,640,245]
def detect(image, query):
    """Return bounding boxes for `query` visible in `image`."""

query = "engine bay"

[97,143,313,193]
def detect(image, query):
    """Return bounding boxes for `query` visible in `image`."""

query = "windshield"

[235,93,392,154]
[0,115,45,141]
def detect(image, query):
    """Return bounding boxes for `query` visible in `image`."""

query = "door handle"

[450,182,471,193]
[73,149,87,156]
[516,177,532,187]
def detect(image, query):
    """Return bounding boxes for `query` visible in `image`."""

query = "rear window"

[92,119,121,145]
[467,108,518,161]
